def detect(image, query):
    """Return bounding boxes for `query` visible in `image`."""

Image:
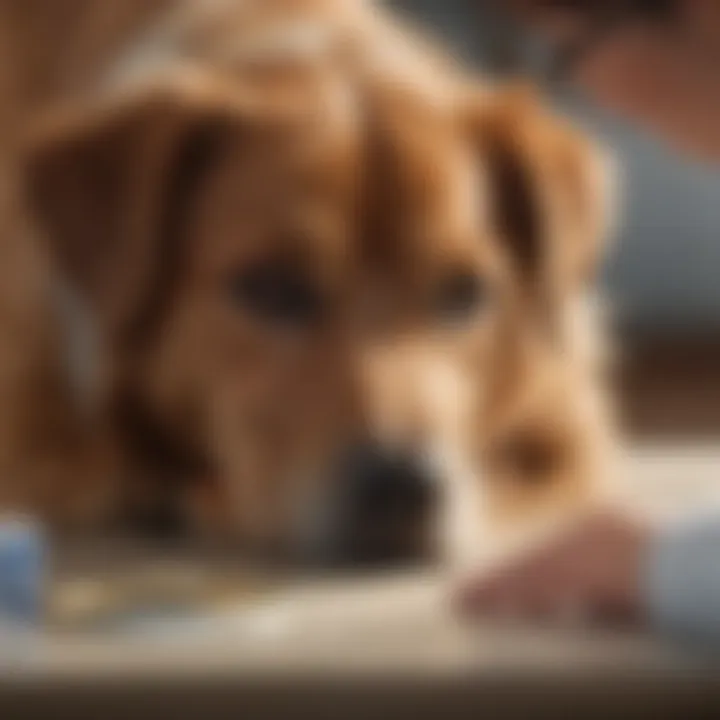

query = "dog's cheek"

[189,370,325,547]
[152,306,339,545]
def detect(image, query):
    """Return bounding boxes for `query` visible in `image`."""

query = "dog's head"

[23,20,611,565]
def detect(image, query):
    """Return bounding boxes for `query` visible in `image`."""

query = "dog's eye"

[229,261,324,327]
[433,272,488,324]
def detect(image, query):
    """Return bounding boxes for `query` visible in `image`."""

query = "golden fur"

[0,0,615,562]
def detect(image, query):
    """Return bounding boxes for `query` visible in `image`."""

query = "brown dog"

[3,0,615,566]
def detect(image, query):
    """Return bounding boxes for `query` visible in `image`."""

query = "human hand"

[455,511,651,628]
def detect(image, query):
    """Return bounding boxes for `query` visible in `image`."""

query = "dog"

[1,0,615,567]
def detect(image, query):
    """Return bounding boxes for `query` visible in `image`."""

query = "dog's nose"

[332,441,440,568]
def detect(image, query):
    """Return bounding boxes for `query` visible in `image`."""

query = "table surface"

[2,442,720,684]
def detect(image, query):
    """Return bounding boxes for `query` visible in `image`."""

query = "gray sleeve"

[644,513,720,647]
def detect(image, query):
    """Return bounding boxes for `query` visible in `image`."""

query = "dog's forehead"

[192,77,494,286]
[358,88,488,267]
[186,101,356,280]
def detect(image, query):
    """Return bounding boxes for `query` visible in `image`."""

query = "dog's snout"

[345,442,435,516]
[332,441,439,567]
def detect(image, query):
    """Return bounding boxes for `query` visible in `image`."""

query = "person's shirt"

[645,512,720,649]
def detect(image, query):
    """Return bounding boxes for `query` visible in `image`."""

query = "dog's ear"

[23,78,246,341]
[474,85,614,299]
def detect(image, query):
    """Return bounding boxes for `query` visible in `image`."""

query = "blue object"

[0,518,45,627]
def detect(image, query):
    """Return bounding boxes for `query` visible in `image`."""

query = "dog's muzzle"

[315,440,441,569]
